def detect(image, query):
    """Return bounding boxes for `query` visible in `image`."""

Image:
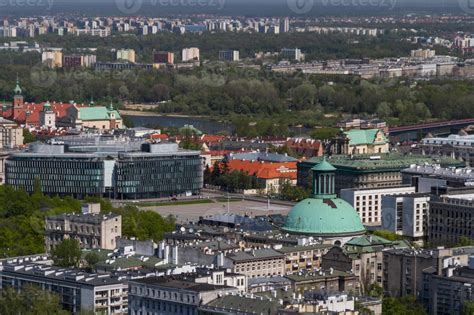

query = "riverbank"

[119,110,202,118]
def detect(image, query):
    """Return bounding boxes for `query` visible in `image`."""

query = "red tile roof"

[1,102,90,125]
[227,159,297,180]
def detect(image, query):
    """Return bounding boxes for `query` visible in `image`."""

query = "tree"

[458,236,474,247]
[33,177,43,197]
[382,296,427,315]
[23,129,37,144]
[0,285,68,315]
[372,230,405,242]
[462,300,474,315]
[84,251,100,272]
[280,181,310,202]
[51,238,82,268]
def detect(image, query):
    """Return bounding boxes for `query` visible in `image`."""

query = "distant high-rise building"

[63,54,96,68]
[219,50,239,62]
[153,51,174,64]
[116,49,136,63]
[280,17,290,33]
[411,49,436,58]
[181,47,200,62]
[42,50,63,68]
[281,48,304,61]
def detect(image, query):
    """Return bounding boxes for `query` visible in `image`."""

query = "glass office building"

[5,135,203,199]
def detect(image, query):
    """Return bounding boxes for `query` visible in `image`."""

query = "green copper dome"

[282,156,365,237]
[311,156,336,172]
[14,75,22,95]
[282,198,365,236]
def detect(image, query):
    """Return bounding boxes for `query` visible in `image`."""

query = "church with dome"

[282,157,366,245]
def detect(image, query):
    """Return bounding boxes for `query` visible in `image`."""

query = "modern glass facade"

[115,153,203,199]
[5,136,203,199]
[6,155,105,198]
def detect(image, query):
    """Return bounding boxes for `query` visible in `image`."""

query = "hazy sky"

[0,0,469,17]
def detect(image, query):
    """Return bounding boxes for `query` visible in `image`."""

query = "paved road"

[140,200,292,224]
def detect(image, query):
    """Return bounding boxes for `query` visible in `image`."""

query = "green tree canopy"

[51,238,82,268]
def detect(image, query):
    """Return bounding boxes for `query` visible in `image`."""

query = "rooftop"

[46,212,120,224]
[227,249,284,262]
[1,263,124,287]
[202,295,279,314]
[227,152,298,163]
[344,128,388,146]
[301,154,463,171]
[131,276,232,292]
[276,243,332,254]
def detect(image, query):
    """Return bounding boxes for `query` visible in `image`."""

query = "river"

[126,114,312,136]
[125,115,234,134]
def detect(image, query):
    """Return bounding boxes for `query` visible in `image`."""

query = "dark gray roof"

[1,263,124,287]
[46,212,120,224]
[227,249,284,262]
[131,276,232,292]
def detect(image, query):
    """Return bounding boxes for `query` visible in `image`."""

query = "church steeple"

[311,156,337,199]
[14,74,22,95]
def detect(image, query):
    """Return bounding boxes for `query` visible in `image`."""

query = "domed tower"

[282,156,365,245]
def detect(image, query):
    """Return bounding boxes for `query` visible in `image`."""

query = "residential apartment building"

[411,49,436,58]
[428,189,474,247]
[128,276,238,315]
[0,263,128,314]
[341,186,416,225]
[422,258,474,315]
[42,50,63,68]
[182,47,200,62]
[285,271,358,294]
[224,249,285,278]
[285,137,324,158]
[382,248,453,298]
[276,244,332,275]
[45,203,122,251]
[116,49,136,63]
[281,48,304,61]
[63,54,96,68]
[322,235,408,292]
[154,51,174,64]
[218,50,239,62]
[382,193,430,243]
[0,117,23,149]
[0,150,8,184]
